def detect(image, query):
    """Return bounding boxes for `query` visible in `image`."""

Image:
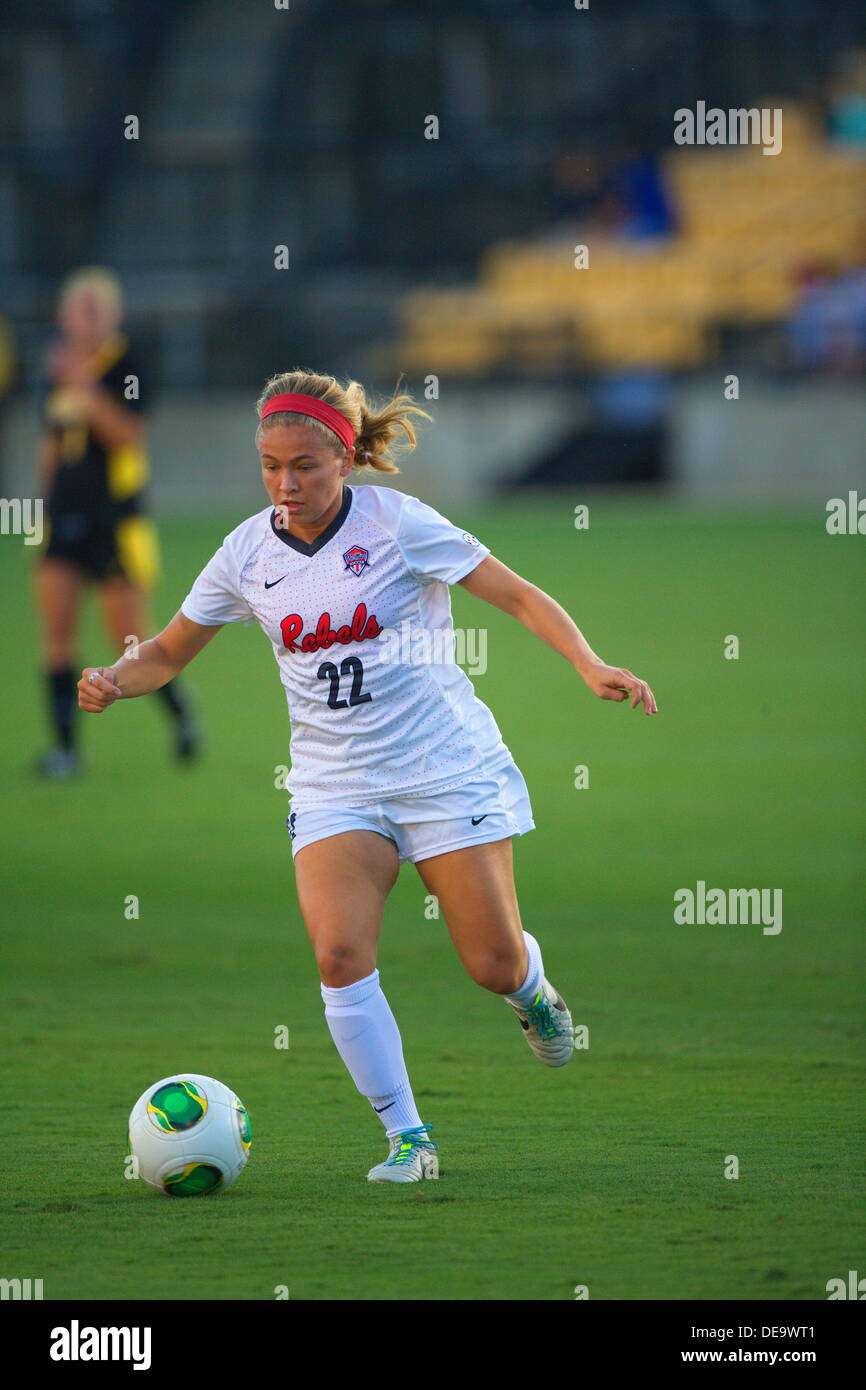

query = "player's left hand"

[581,661,658,714]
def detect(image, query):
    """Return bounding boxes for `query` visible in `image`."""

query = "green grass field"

[1,494,863,1301]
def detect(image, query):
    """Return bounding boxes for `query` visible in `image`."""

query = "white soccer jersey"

[181,484,517,805]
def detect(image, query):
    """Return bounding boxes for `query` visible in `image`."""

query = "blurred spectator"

[539,142,677,246]
[786,256,866,375]
[593,370,672,429]
[547,148,607,223]
[827,49,866,149]
[614,149,678,242]
[539,146,623,242]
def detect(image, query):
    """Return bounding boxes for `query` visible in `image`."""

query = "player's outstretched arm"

[457,555,658,714]
[78,611,223,713]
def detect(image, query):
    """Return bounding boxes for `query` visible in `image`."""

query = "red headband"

[259,392,355,450]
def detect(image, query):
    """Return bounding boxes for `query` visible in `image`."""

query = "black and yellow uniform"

[42,333,159,588]
[36,331,198,776]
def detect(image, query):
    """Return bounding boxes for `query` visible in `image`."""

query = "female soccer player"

[78,369,657,1183]
[35,266,196,777]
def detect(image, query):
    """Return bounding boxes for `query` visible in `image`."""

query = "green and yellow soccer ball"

[127,1073,252,1196]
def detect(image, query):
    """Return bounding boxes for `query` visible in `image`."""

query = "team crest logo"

[343,544,369,576]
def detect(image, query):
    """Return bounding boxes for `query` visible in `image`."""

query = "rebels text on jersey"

[181,485,515,804]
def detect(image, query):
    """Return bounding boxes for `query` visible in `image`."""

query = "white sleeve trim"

[394,493,491,585]
[179,601,228,627]
[447,548,491,585]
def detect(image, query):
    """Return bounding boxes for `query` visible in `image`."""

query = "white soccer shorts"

[286,758,535,865]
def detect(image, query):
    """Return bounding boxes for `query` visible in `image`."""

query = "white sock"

[504,930,545,1008]
[321,969,427,1139]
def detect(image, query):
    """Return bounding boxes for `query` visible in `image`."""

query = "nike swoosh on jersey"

[264,576,287,589]
[471,815,489,825]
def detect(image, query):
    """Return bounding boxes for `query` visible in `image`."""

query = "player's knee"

[467,949,525,995]
[315,941,374,989]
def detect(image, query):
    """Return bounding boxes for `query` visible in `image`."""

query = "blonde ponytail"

[255,368,432,474]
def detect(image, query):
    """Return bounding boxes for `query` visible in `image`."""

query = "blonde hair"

[58,266,123,321]
[255,368,432,474]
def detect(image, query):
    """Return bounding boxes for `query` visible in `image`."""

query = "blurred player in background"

[34,267,197,777]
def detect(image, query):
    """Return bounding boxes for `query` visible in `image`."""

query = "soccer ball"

[127,1073,252,1196]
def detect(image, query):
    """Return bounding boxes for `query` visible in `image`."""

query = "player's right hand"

[78,667,123,712]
